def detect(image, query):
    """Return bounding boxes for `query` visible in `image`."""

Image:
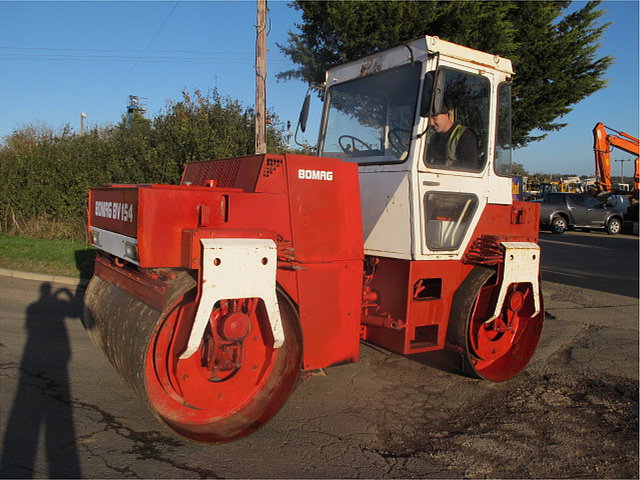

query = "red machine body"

[88,153,540,370]
[89,154,364,371]
[361,202,540,356]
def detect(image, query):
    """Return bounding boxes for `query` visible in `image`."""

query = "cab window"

[424,68,490,172]
[495,83,512,176]
[320,63,421,164]
[546,193,563,204]
[569,195,600,208]
[425,192,478,250]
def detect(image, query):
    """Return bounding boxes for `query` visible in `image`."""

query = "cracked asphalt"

[1,230,638,478]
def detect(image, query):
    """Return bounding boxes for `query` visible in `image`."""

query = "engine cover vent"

[181,156,264,192]
[182,159,242,188]
[263,158,283,177]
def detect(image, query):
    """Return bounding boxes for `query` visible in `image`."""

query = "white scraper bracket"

[485,242,542,324]
[179,238,285,360]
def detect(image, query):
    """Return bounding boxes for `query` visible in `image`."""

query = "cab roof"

[325,35,514,86]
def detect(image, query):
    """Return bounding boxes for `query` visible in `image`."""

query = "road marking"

[541,267,637,281]
[539,239,611,251]
[540,268,585,278]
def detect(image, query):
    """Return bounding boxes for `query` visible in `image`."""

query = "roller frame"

[179,237,284,360]
[485,242,541,323]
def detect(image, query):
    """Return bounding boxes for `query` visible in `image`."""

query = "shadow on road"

[408,348,467,376]
[1,282,83,478]
[74,248,96,280]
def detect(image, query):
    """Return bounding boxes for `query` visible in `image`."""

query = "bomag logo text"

[297,169,334,181]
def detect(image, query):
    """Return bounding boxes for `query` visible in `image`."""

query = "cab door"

[415,64,507,259]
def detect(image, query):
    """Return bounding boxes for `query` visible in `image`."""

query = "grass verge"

[0,233,96,279]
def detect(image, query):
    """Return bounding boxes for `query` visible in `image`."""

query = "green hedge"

[0,233,96,278]
[0,89,289,242]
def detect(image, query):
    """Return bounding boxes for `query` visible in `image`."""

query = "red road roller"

[83,36,544,443]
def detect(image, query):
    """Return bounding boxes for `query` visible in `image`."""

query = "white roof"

[326,35,514,86]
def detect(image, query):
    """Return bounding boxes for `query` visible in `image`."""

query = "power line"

[0,53,289,64]
[0,46,255,56]
[0,56,294,65]
[0,46,292,62]
[91,1,180,116]
[1,53,247,60]
[0,52,290,64]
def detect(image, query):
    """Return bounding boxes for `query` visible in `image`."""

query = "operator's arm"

[426,133,446,165]
[457,129,480,170]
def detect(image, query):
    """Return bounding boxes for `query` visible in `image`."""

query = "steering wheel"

[388,128,411,152]
[338,135,371,155]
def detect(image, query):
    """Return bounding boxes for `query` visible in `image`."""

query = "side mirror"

[298,94,311,133]
[419,72,434,117]
[294,88,318,150]
[431,71,446,116]
[420,70,446,117]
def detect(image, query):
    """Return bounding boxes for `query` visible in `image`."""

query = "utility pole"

[615,158,632,184]
[255,0,267,154]
[80,112,86,135]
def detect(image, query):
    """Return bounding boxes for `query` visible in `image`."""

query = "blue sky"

[0,1,638,176]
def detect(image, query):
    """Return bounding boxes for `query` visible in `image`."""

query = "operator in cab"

[426,102,480,170]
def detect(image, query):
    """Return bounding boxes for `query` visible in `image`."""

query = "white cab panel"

[486,173,513,205]
[360,170,413,259]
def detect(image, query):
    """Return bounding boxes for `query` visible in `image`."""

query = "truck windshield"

[320,63,421,164]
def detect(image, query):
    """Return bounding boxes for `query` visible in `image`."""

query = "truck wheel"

[447,266,543,382]
[84,270,301,443]
[606,218,622,235]
[551,216,567,234]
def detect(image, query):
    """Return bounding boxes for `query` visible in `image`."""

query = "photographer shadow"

[1,282,83,478]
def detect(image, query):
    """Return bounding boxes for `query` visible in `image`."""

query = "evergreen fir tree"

[278,1,613,147]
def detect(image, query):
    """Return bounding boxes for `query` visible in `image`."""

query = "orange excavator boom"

[593,122,640,192]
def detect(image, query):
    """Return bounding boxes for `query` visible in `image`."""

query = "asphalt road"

[1,231,638,478]
[539,229,639,298]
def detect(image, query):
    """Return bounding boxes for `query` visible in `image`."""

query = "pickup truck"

[539,193,624,235]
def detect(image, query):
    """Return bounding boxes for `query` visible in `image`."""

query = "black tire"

[606,217,622,235]
[551,215,567,234]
